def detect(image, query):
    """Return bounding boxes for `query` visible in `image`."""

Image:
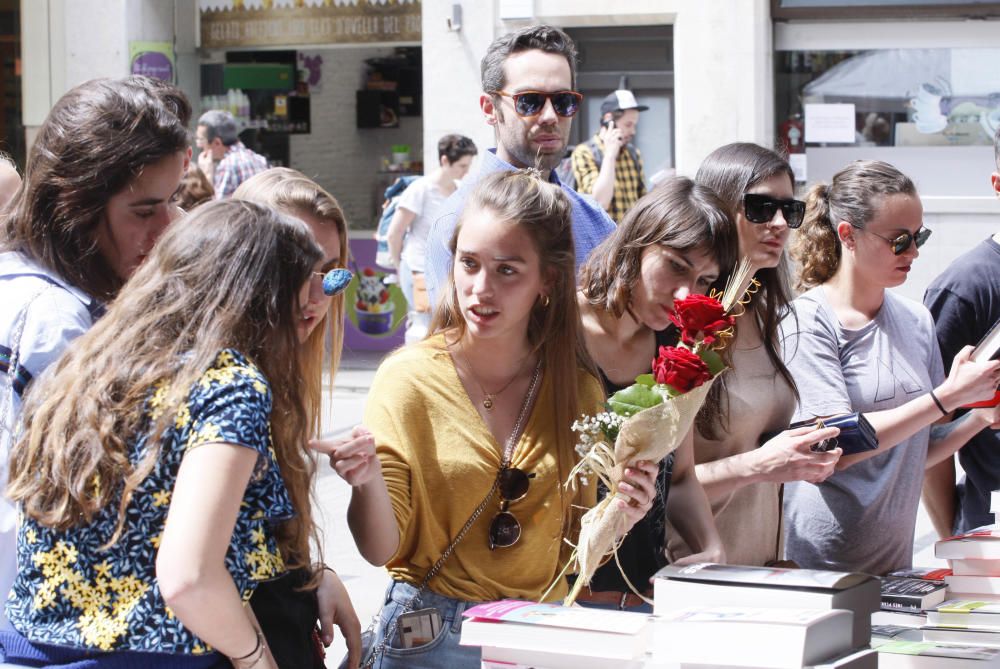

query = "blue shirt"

[7,350,292,659]
[424,149,616,307]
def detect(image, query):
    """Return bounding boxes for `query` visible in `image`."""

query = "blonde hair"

[430,170,596,511]
[234,167,349,438]
[8,200,322,570]
[791,160,916,290]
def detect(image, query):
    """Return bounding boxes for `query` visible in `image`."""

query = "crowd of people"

[0,21,997,669]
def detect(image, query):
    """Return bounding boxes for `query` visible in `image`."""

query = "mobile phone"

[397,608,442,649]
[601,118,615,130]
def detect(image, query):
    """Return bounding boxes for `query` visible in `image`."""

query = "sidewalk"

[315,347,946,666]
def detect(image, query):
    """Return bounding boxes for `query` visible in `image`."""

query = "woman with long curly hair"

[2,200,329,669]
[781,159,1000,574]
[311,169,658,668]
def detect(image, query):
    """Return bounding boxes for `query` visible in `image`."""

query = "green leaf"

[635,373,655,387]
[699,348,728,376]
[608,383,665,417]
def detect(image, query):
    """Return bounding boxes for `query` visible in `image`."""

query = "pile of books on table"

[461,562,882,668]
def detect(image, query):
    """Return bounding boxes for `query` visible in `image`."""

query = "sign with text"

[805,103,856,144]
[200,0,421,49]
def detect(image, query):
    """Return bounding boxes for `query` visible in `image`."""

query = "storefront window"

[776,48,1000,155]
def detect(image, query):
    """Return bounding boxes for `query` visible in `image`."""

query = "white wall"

[289,47,424,229]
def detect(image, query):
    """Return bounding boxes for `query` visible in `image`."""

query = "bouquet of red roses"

[559,268,755,606]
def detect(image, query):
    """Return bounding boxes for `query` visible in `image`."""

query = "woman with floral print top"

[1,200,325,669]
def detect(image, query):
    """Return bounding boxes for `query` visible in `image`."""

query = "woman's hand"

[316,567,362,668]
[971,404,1000,430]
[937,345,1000,410]
[616,460,658,528]
[309,426,379,487]
[752,425,841,484]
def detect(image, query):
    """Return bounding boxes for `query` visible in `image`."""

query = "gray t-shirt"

[780,286,945,575]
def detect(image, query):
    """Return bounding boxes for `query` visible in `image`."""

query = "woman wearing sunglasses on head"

[311,169,657,669]
[663,143,841,568]
[780,160,1000,575]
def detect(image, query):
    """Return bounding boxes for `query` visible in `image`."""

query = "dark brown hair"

[173,166,214,211]
[481,25,578,94]
[694,142,798,439]
[1,76,190,303]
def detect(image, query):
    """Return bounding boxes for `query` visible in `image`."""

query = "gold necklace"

[456,348,528,411]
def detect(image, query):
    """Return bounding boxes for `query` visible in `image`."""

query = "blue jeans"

[364,580,481,669]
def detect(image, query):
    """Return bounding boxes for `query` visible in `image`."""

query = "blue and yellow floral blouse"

[6,350,292,655]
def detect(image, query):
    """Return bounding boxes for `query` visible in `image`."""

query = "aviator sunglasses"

[493,90,583,118]
[742,193,806,229]
[488,466,534,550]
[850,224,932,256]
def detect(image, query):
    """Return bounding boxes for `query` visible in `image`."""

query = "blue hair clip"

[322,268,353,297]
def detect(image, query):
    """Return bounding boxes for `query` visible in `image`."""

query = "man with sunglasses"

[923,126,1000,538]
[570,89,648,223]
[424,25,615,306]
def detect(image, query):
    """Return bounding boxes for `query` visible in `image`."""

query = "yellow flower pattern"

[9,350,290,654]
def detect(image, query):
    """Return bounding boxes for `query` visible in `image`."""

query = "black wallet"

[787,412,879,456]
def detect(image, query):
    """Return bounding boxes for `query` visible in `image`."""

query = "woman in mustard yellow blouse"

[312,170,657,669]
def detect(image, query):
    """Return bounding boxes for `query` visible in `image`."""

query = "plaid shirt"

[425,149,615,307]
[212,141,269,200]
[570,136,646,223]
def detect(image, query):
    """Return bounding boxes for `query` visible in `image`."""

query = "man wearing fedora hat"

[571,89,648,223]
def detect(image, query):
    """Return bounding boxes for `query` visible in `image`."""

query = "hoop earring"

[539,294,550,308]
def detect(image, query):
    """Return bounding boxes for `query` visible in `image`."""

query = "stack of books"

[650,563,880,668]
[936,526,1000,600]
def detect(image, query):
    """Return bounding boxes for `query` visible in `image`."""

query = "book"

[927,600,1000,629]
[962,322,1000,408]
[948,575,1000,596]
[954,560,1000,577]
[875,639,1000,668]
[480,646,646,669]
[653,562,879,649]
[936,526,1000,560]
[922,626,1000,647]
[873,623,925,642]
[882,577,949,612]
[459,600,650,661]
[671,647,877,668]
[889,567,953,581]
[648,607,853,668]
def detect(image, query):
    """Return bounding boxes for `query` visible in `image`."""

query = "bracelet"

[231,629,265,667]
[929,389,949,416]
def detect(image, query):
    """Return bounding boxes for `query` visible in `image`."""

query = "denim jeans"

[362,580,481,669]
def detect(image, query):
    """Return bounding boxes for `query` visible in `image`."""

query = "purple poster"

[344,238,406,351]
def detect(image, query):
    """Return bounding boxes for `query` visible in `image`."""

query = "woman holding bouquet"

[781,160,1000,574]
[666,143,841,567]
[573,177,735,609]
[310,169,657,669]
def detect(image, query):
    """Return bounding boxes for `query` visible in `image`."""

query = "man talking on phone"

[570,89,648,223]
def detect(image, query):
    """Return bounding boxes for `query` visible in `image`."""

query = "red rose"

[668,294,734,347]
[651,345,712,393]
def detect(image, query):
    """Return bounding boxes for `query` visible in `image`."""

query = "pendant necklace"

[456,348,527,411]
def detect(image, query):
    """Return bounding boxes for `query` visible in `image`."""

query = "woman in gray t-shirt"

[782,160,1000,575]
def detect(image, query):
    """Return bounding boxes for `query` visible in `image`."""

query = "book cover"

[461,599,648,635]
[654,562,872,591]
[881,577,949,612]
[888,567,952,581]
[927,600,1000,629]
[922,625,1000,647]
[936,526,1000,560]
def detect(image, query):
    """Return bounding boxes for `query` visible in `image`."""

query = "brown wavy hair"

[694,142,799,439]
[234,167,349,438]
[8,200,322,570]
[429,169,597,502]
[1,76,190,302]
[791,160,916,290]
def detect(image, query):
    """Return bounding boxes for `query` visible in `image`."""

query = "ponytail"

[791,183,840,290]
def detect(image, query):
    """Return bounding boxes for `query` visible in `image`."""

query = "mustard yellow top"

[365,335,602,602]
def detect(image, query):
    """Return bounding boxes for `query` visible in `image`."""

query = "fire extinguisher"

[779,113,805,154]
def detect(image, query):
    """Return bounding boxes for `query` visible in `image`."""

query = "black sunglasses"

[488,466,534,550]
[742,193,806,229]
[493,90,583,118]
[851,224,932,255]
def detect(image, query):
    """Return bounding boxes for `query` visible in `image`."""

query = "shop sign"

[130,41,175,82]
[199,0,421,49]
